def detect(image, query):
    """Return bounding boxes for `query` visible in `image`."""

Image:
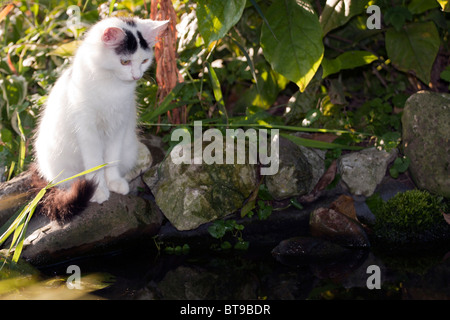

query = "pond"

[1,177,449,301]
[29,236,450,300]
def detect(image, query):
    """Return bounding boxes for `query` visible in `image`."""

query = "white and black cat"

[32,16,169,220]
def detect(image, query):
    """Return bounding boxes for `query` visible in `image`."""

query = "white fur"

[34,17,168,203]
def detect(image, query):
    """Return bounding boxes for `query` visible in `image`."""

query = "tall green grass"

[0,163,107,267]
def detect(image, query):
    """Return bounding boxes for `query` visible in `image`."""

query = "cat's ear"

[102,27,126,48]
[141,20,170,47]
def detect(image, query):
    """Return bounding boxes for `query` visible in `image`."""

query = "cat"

[32,16,169,221]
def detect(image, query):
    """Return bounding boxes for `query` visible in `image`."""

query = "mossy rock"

[402,91,450,197]
[144,142,258,231]
[372,189,450,245]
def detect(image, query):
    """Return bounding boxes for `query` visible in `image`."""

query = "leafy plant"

[164,243,190,255]
[389,156,410,178]
[207,219,248,250]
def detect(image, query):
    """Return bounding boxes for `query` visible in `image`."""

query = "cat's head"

[89,17,169,82]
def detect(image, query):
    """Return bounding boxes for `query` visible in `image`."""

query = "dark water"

[36,239,450,300]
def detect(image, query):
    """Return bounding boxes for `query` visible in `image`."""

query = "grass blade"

[49,163,109,188]
[109,0,116,15]
[230,37,260,92]
[281,132,363,150]
[0,163,107,265]
[206,62,228,123]
[249,0,277,40]
[139,82,185,123]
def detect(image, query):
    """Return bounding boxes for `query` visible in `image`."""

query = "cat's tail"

[29,164,97,222]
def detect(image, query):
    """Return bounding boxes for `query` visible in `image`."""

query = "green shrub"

[372,190,450,245]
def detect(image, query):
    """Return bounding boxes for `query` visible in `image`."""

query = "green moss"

[373,190,450,244]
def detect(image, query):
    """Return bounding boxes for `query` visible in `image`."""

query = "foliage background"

[0,0,449,181]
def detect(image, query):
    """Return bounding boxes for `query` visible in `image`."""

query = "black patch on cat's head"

[115,29,137,55]
[137,31,149,50]
[119,17,136,27]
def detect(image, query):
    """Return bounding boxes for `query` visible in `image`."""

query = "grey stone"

[402,91,450,197]
[0,171,35,227]
[18,193,162,265]
[338,148,398,197]
[265,137,325,200]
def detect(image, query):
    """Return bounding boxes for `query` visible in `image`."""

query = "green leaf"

[260,0,324,92]
[257,201,273,220]
[0,128,13,144]
[320,0,369,36]
[385,22,440,84]
[408,0,439,14]
[392,156,410,173]
[437,0,450,12]
[234,241,249,250]
[389,167,399,178]
[237,61,289,110]
[207,220,227,239]
[48,40,81,57]
[220,241,232,250]
[441,65,450,82]
[206,62,228,122]
[321,50,378,78]
[258,184,273,201]
[195,0,246,46]
[0,75,27,111]
[290,198,304,210]
[384,7,412,31]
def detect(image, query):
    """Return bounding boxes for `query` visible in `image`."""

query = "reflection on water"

[1,241,450,300]
[0,257,113,299]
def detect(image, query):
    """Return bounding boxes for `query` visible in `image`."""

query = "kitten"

[32,17,169,220]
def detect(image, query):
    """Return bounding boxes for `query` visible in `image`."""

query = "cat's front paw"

[90,186,110,204]
[107,178,129,195]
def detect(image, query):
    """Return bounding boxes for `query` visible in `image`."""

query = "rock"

[0,141,160,265]
[125,141,153,184]
[140,133,166,166]
[0,171,35,227]
[309,207,370,248]
[402,91,450,197]
[143,142,258,231]
[271,236,352,265]
[15,193,162,265]
[265,137,325,200]
[1,140,153,227]
[338,147,398,197]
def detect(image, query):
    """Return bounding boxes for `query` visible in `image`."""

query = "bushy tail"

[29,165,97,221]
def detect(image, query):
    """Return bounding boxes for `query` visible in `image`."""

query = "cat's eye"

[142,59,149,64]
[120,59,131,66]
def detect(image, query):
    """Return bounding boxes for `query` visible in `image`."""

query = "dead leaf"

[300,160,337,203]
[296,132,338,143]
[442,210,450,225]
[0,3,14,23]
